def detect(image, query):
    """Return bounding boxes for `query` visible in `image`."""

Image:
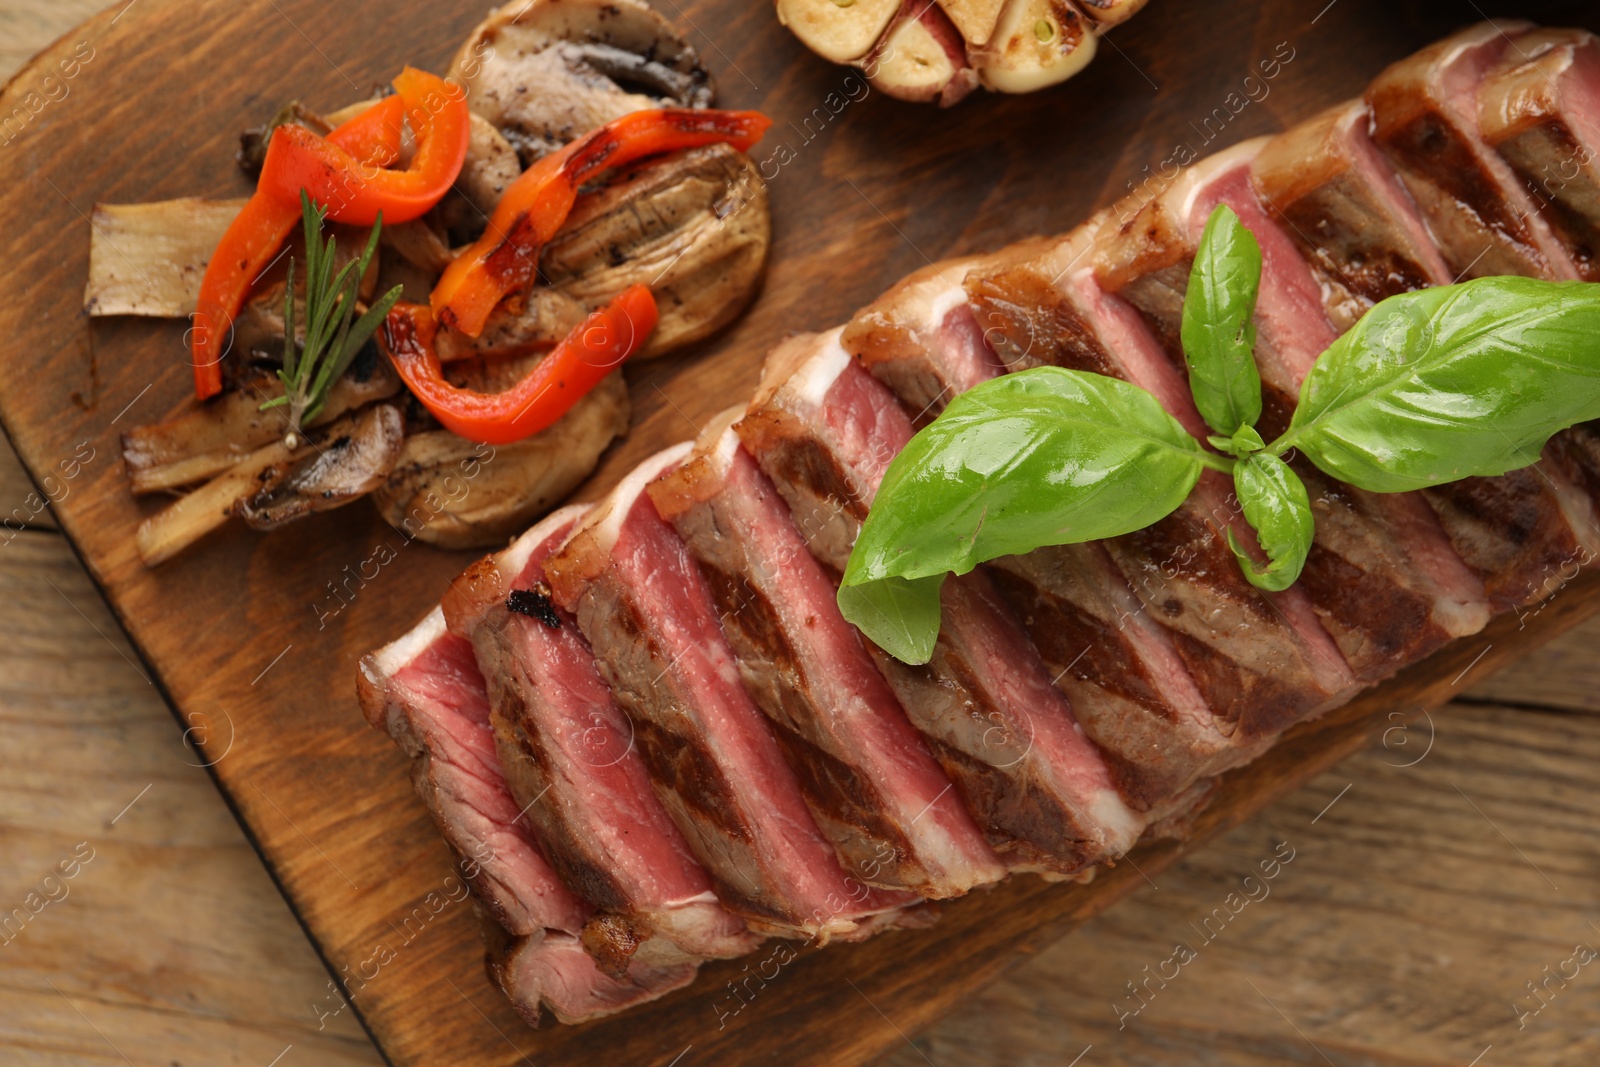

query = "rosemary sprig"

[260,190,403,448]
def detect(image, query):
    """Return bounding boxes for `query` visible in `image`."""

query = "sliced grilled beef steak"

[442,505,759,976]
[482,921,698,1029]
[356,608,695,1022]
[841,256,1016,425]
[1480,28,1600,279]
[543,446,917,936]
[844,259,1247,804]
[650,423,1007,895]
[1088,142,1491,678]
[1366,20,1580,281]
[1251,86,1600,612]
[735,328,1145,870]
[1252,99,1455,332]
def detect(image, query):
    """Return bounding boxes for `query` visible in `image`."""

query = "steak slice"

[843,260,1244,805]
[543,446,918,936]
[840,255,1019,425]
[1252,99,1455,332]
[735,328,1145,868]
[1480,28,1600,280]
[650,424,1008,896]
[356,607,695,1023]
[482,919,697,1029]
[1251,91,1600,613]
[1367,20,1581,281]
[1089,142,1491,677]
[442,505,760,977]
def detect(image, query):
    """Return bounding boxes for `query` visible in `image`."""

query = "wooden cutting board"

[4,1,1599,1063]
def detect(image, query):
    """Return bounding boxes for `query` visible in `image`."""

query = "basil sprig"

[839,204,1600,664]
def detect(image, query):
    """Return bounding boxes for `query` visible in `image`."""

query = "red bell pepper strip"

[383,283,658,445]
[188,95,408,399]
[257,67,470,227]
[431,108,771,339]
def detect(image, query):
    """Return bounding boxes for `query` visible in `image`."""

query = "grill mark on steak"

[1367,20,1580,281]
[547,446,918,934]
[733,331,1147,857]
[652,427,1005,894]
[1422,463,1598,613]
[490,679,631,916]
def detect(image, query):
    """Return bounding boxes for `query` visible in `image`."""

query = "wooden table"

[2,4,1597,1065]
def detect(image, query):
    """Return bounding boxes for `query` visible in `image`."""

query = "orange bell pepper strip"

[188,95,407,399]
[257,67,470,227]
[382,284,658,445]
[431,108,771,339]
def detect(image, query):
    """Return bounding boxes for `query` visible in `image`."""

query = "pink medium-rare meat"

[358,607,586,938]
[649,422,1008,895]
[1480,28,1600,279]
[1366,20,1581,282]
[734,329,1146,869]
[542,446,917,937]
[1086,145,1491,675]
[1251,99,1455,332]
[356,607,695,1022]
[1247,97,1600,613]
[937,215,1358,724]
[838,264,1250,805]
[840,255,1019,425]
[441,505,760,977]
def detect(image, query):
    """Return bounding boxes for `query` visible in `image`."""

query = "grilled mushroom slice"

[122,360,400,494]
[435,289,589,363]
[449,0,713,166]
[135,403,403,565]
[373,372,629,549]
[540,143,770,358]
[233,403,406,530]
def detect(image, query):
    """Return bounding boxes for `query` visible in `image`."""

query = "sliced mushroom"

[972,0,1097,94]
[122,359,400,495]
[434,288,588,363]
[459,113,523,215]
[136,434,303,567]
[868,1,980,107]
[382,216,455,275]
[372,371,629,549]
[237,100,333,176]
[449,0,714,165]
[84,199,248,317]
[540,143,770,357]
[233,403,406,530]
[776,0,902,64]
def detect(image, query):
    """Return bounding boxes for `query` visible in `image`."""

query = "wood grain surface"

[2,1,1598,1064]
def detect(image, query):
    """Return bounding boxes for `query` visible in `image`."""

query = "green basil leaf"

[1226,452,1313,592]
[1283,278,1600,492]
[843,367,1209,582]
[1181,204,1263,437]
[839,368,1210,662]
[836,574,944,665]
